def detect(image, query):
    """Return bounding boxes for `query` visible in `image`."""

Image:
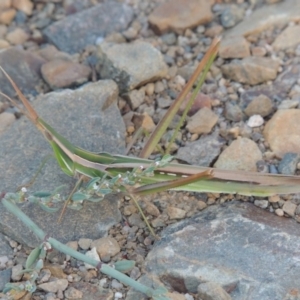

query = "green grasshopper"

[2,46,300,222]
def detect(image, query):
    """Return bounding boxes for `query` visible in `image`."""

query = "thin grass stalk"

[165,51,218,154]
[139,37,220,159]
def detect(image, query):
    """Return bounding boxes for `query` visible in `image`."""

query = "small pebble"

[247,115,264,127]
[254,200,268,209]
[275,208,284,217]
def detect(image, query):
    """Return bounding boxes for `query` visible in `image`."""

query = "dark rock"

[278,153,299,175]
[220,5,244,28]
[0,81,125,247]
[0,233,12,257]
[0,48,45,100]
[177,134,223,167]
[145,202,300,299]
[43,2,134,54]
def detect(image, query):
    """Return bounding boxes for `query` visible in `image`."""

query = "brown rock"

[6,28,29,45]
[91,237,120,259]
[148,0,214,34]
[224,0,300,38]
[221,57,279,85]
[251,46,267,57]
[263,109,300,158]
[0,0,11,10]
[38,279,68,293]
[12,0,33,15]
[41,59,91,89]
[167,206,186,219]
[214,137,262,171]
[0,39,10,49]
[272,25,300,51]
[282,201,297,217]
[186,107,218,134]
[37,45,71,61]
[219,36,250,59]
[179,92,212,116]
[0,112,16,135]
[205,24,224,37]
[0,8,16,25]
[244,94,273,117]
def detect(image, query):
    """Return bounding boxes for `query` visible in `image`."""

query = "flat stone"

[177,134,223,167]
[263,109,300,158]
[244,94,273,117]
[0,81,124,247]
[272,25,300,51]
[126,88,145,110]
[220,4,244,29]
[145,202,300,299]
[0,269,11,291]
[278,99,299,109]
[224,102,243,122]
[0,48,45,99]
[43,2,134,54]
[0,233,13,257]
[221,57,279,85]
[214,137,262,171]
[96,41,168,93]
[148,0,214,34]
[224,0,300,38]
[219,36,250,59]
[41,59,91,89]
[186,107,218,134]
[166,206,186,220]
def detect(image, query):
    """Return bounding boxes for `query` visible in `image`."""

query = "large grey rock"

[43,2,134,54]
[145,202,300,299]
[0,80,125,247]
[96,41,168,93]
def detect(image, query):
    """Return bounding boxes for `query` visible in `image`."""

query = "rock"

[179,92,212,116]
[148,0,214,34]
[84,247,100,270]
[38,279,69,293]
[0,48,45,99]
[0,112,16,135]
[64,287,83,299]
[214,137,262,171]
[197,281,231,300]
[0,233,13,257]
[166,206,186,220]
[96,41,168,93]
[244,94,273,117]
[12,0,33,16]
[275,208,284,217]
[282,201,297,217]
[5,28,29,45]
[278,99,299,109]
[44,265,66,279]
[254,199,268,209]
[220,4,244,28]
[272,25,300,51]
[221,57,279,85]
[126,88,145,110]
[11,264,22,281]
[43,2,134,54]
[263,109,300,158]
[0,39,10,48]
[71,282,114,300]
[0,8,16,25]
[0,0,11,10]
[247,115,264,128]
[219,36,250,59]
[224,0,300,38]
[78,238,92,250]
[37,45,70,61]
[205,25,223,38]
[224,102,243,122]
[251,46,267,57]
[41,59,91,89]
[0,269,11,291]
[91,237,120,259]
[0,81,124,247]
[278,153,299,175]
[177,134,223,167]
[145,202,300,299]
[186,107,218,134]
